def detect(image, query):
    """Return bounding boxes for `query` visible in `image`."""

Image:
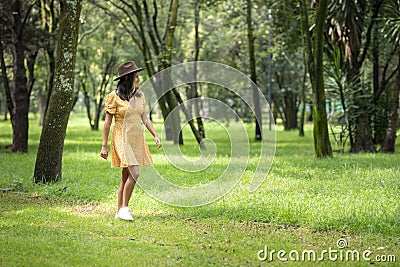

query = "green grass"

[0,115,399,266]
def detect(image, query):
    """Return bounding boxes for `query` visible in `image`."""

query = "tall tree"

[247,0,262,140]
[34,0,82,183]
[299,49,307,137]
[0,0,32,152]
[313,0,332,157]
[382,0,400,152]
[187,0,205,139]
[0,41,13,124]
[161,0,184,144]
[299,0,332,157]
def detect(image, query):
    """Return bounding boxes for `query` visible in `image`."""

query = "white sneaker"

[117,206,133,221]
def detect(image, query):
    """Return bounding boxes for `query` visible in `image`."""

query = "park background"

[1,0,399,266]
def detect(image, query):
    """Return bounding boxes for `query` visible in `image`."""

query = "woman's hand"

[154,136,162,149]
[100,146,108,160]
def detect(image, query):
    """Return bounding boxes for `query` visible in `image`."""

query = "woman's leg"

[122,165,139,207]
[118,168,129,211]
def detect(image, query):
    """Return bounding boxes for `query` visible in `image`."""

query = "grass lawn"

[0,115,399,266]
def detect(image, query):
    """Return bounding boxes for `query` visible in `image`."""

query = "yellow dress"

[104,90,153,168]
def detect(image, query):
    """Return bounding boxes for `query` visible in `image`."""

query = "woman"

[100,61,161,221]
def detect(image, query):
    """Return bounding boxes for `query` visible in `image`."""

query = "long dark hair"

[116,72,141,100]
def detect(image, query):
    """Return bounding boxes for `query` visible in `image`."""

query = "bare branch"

[162,0,173,42]
[119,0,138,17]
[358,0,384,65]
[377,50,400,100]
[78,20,102,44]
[143,0,161,55]
[20,2,35,38]
[152,0,162,43]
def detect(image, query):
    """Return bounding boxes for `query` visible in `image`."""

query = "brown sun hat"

[114,61,145,81]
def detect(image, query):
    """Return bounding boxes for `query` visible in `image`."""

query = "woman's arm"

[141,113,161,149]
[100,112,113,159]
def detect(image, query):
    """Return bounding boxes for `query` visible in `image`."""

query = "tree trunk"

[93,101,101,131]
[299,0,315,89]
[299,51,307,137]
[37,90,47,126]
[275,69,298,131]
[247,0,262,140]
[10,0,29,153]
[192,0,205,138]
[352,109,375,153]
[81,77,95,129]
[135,0,182,144]
[382,55,400,153]
[154,70,183,145]
[351,64,375,153]
[26,51,37,98]
[163,0,182,145]
[299,0,314,131]
[0,40,14,123]
[44,45,56,120]
[172,88,204,147]
[283,91,298,130]
[34,0,82,183]
[93,57,116,131]
[312,0,332,157]
[348,1,378,153]
[337,68,354,150]
[371,1,386,146]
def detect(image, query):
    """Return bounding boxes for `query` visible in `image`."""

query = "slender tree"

[189,0,205,138]
[0,0,32,152]
[313,0,332,157]
[34,0,82,183]
[299,0,332,157]
[247,0,262,140]
[0,41,13,123]
[299,50,307,137]
[162,0,184,144]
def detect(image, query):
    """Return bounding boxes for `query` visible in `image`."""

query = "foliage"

[325,49,366,152]
[383,0,400,44]
[325,0,400,152]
